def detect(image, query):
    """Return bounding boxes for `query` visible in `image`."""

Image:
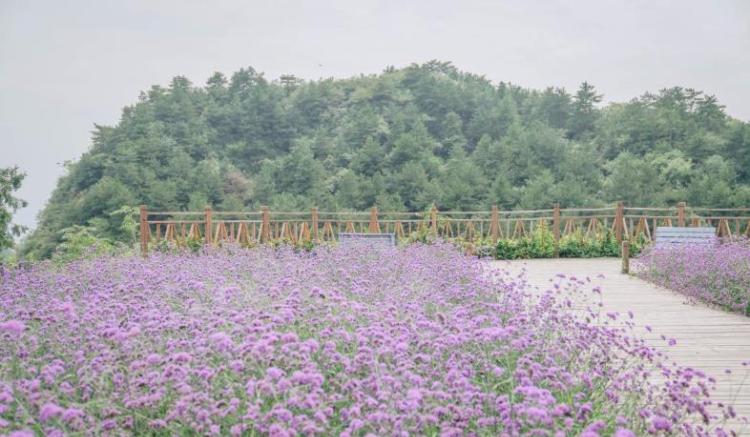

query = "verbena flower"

[0,320,24,336]
[633,239,750,314]
[0,243,739,435]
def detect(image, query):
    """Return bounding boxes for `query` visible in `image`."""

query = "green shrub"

[495,227,646,260]
[53,225,119,264]
[50,206,140,264]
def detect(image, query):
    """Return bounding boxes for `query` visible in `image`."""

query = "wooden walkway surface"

[494,258,750,432]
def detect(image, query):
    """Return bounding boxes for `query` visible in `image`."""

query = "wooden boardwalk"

[494,258,750,432]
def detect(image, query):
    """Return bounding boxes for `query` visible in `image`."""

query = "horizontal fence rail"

[138,202,750,256]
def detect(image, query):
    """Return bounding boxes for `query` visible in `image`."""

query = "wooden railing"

[138,202,750,256]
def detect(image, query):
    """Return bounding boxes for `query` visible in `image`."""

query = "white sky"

[1,0,749,230]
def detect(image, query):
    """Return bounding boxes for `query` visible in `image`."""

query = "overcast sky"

[1,0,749,231]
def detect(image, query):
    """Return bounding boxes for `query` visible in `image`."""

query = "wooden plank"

[677,201,686,227]
[369,207,380,233]
[139,205,149,257]
[311,207,319,242]
[261,207,270,243]
[614,201,624,242]
[204,207,212,245]
[553,203,560,257]
[430,205,438,235]
[495,258,750,427]
[491,205,500,243]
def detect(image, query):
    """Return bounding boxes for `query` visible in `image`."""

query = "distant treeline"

[22,60,750,258]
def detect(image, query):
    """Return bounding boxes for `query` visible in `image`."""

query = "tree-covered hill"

[22,61,750,258]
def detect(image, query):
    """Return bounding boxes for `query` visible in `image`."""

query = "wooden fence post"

[311,207,319,242]
[139,205,149,257]
[204,206,212,245]
[615,201,624,242]
[621,240,630,274]
[261,206,270,243]
[369,206,380,232]
[677,201,686,227]
[430,204,438,236]
[553,203,561,258]
[718,218,731,240]
[490,205,499,243]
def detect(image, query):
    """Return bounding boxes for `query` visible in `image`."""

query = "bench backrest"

[338,232,396,247]
[654,227,717,246]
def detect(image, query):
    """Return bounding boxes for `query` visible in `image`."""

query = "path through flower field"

[497,258,750,432]
[1,246,747,435]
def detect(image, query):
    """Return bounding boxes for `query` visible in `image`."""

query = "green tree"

[518,170,555,209]
[688,155,736,207]
[535,87,571,129]
[568,81,602,140]
[0,166,27,250]
[437,111,467,158]
[351,137,384,177]
[388,122,436,169]
[602,152,660,205]
[440,144,486,209]
[488,173,515,207]
[392,162,438,210]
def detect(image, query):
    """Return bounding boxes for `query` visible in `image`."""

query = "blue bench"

[338,233,396,247]
[654,227,717,246]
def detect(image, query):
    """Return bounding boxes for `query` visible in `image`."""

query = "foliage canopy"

[0,166,27,251]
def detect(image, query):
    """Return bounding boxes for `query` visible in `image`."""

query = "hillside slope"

[22,61,750,258]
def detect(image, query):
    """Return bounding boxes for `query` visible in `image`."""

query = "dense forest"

[21,61,750,258]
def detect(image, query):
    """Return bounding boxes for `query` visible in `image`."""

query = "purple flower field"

[633,240,750,315]
[0,244,736,436]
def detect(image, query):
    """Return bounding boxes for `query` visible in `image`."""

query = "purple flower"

[651,415,672,431]
[0,320,24,336]
[62,407,84,422]
[146,353,162,365]
[633,240,750,314]
[39,402,64,422]
[267,367,284,380]
[0,242,736,435]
